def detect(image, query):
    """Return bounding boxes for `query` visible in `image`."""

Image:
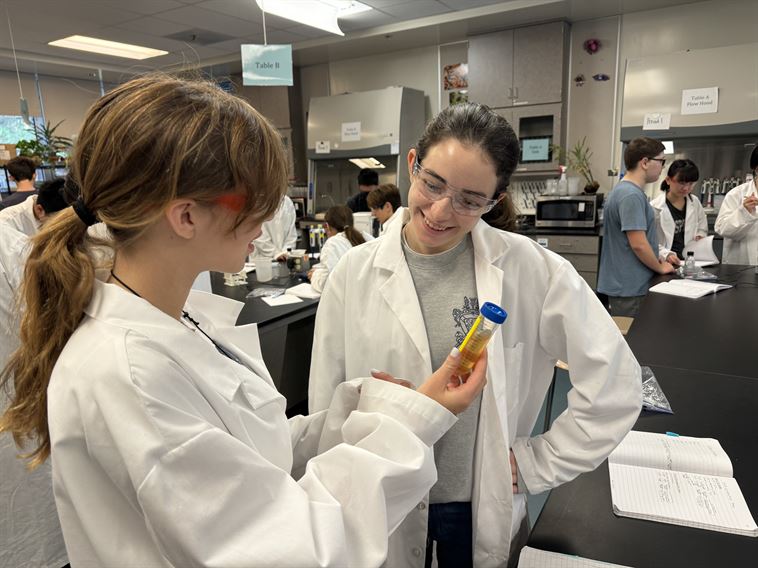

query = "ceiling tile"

[339,10,397,32]
[379,1,452,20]
[96,0,186,16]
[195,0,263,23]
[154,5,269,36]
[439,0,508,9]
[114,17,195,37]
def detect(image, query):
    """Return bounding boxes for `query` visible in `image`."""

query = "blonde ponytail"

[1,208,97,467]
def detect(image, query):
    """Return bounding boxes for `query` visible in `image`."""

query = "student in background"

[598,137,676,317]
[715,145,758,265]
[651,159,707,264]
[0,224,68,568]
[252,194,297,261]
[308,205,373,293]
[309,103,641,568]
[346,168,379,213]
[0,75,486,568]
[367,183,403,236]
[0,177,71,237]
[0,156,37,211]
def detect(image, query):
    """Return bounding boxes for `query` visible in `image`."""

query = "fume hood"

[306,86,425,214]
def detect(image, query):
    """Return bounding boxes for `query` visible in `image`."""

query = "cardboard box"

[0,144,17,165]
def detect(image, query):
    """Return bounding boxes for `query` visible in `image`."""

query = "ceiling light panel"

[48,35,168,60]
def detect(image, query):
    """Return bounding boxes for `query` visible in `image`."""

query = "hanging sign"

[681,87,718,115]
[241,44,293,86]
[341,122,361,142]
[643,112,671,130]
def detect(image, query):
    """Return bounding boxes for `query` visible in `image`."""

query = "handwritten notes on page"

[518,547,632,568]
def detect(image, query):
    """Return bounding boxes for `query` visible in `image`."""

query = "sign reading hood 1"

[306,86,425,160]
[621,42,758,141]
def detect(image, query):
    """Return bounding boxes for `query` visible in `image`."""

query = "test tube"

[457,302,508,375]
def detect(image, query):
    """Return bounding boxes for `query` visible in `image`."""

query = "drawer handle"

[558,242,573,247]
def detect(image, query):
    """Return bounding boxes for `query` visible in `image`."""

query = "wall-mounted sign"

[681,87,718,115]
[241,44,293,86]
[341,121,361,142]
[315,140,330,154]
[643,112,671,130]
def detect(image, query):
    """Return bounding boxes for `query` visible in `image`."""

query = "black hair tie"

[72,197,98,226]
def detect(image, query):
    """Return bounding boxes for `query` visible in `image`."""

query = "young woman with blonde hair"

[0,75,486,567]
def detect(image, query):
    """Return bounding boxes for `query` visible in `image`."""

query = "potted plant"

[32,119,73,164]
[15,139,46,165]
[552,137,600,194]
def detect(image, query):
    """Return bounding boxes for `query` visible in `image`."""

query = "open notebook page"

[683,235,719,265]
[609,431,733,477]
[518,547,632,568]
[609,463,758,536]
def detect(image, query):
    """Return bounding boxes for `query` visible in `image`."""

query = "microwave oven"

[535,195,601,229]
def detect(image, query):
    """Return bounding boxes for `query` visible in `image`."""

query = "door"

[468,30,514,108]
[512,22,566,106]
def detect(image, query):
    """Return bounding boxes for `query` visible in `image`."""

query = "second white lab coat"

[650,193,708,259]
[309,212,642,567]
[253,195,298,258]
[0,194,39,236]
[0,224,68,568]
[714,180,758,265]
[310,230,373,293]
[48,280,456,567]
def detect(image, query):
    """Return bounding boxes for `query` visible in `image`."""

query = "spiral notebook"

[608,431,757,537]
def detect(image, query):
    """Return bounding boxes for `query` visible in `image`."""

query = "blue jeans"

[424,502,473,568]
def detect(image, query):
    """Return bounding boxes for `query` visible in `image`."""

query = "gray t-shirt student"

[598,180,659,297]
[402,233,482,504]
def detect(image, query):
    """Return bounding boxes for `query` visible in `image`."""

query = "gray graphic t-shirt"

[402,232,481,504]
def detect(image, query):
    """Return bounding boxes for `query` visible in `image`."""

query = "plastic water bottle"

[683,251,697,277]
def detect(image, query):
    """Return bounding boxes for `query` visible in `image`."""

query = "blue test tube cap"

[480,302,507,324]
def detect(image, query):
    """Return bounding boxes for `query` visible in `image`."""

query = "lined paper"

[609,463,758,536]
[609,431,733,477]
[518,547,632,568]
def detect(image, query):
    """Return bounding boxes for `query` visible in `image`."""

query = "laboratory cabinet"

[468,21,569,108]
[529,233,601,289]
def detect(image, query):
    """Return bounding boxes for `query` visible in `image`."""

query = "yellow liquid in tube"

[457,317,493,374]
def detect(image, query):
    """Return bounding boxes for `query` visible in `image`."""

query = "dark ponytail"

[324,205,365,247]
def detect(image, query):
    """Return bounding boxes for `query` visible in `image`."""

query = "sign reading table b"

[241,44,293,86]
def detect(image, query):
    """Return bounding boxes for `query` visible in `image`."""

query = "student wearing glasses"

[309,104,641,568]
[598,137,676,318]
[650,159,707,264]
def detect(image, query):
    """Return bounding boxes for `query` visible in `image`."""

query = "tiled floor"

[527,367,572,527]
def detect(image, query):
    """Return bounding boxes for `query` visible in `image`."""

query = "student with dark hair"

[598,136,676,317]
[1,156,37,211]
[0,177,71,237]
[346,168,379,212]
[310,103,641,567]
[0,75,486,567]
[308,205,373,293]
[367,183,403,235]
[715,145,758,264]
[651,159,707,262]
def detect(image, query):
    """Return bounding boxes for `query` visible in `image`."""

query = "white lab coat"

[0,194,39,236]
[310,230,373,293]
[650,193,708,259]
[0,224,68,568]
[309,211,642,567]
[47,280,457,567]
[714,180,758,265]
[254,195,298,258]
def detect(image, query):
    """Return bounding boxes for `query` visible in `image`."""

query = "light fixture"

[349,157,385,169]
[255,1,372,36]
[48,35,168,60]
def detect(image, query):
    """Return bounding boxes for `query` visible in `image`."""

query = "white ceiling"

[0,0,705,82]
